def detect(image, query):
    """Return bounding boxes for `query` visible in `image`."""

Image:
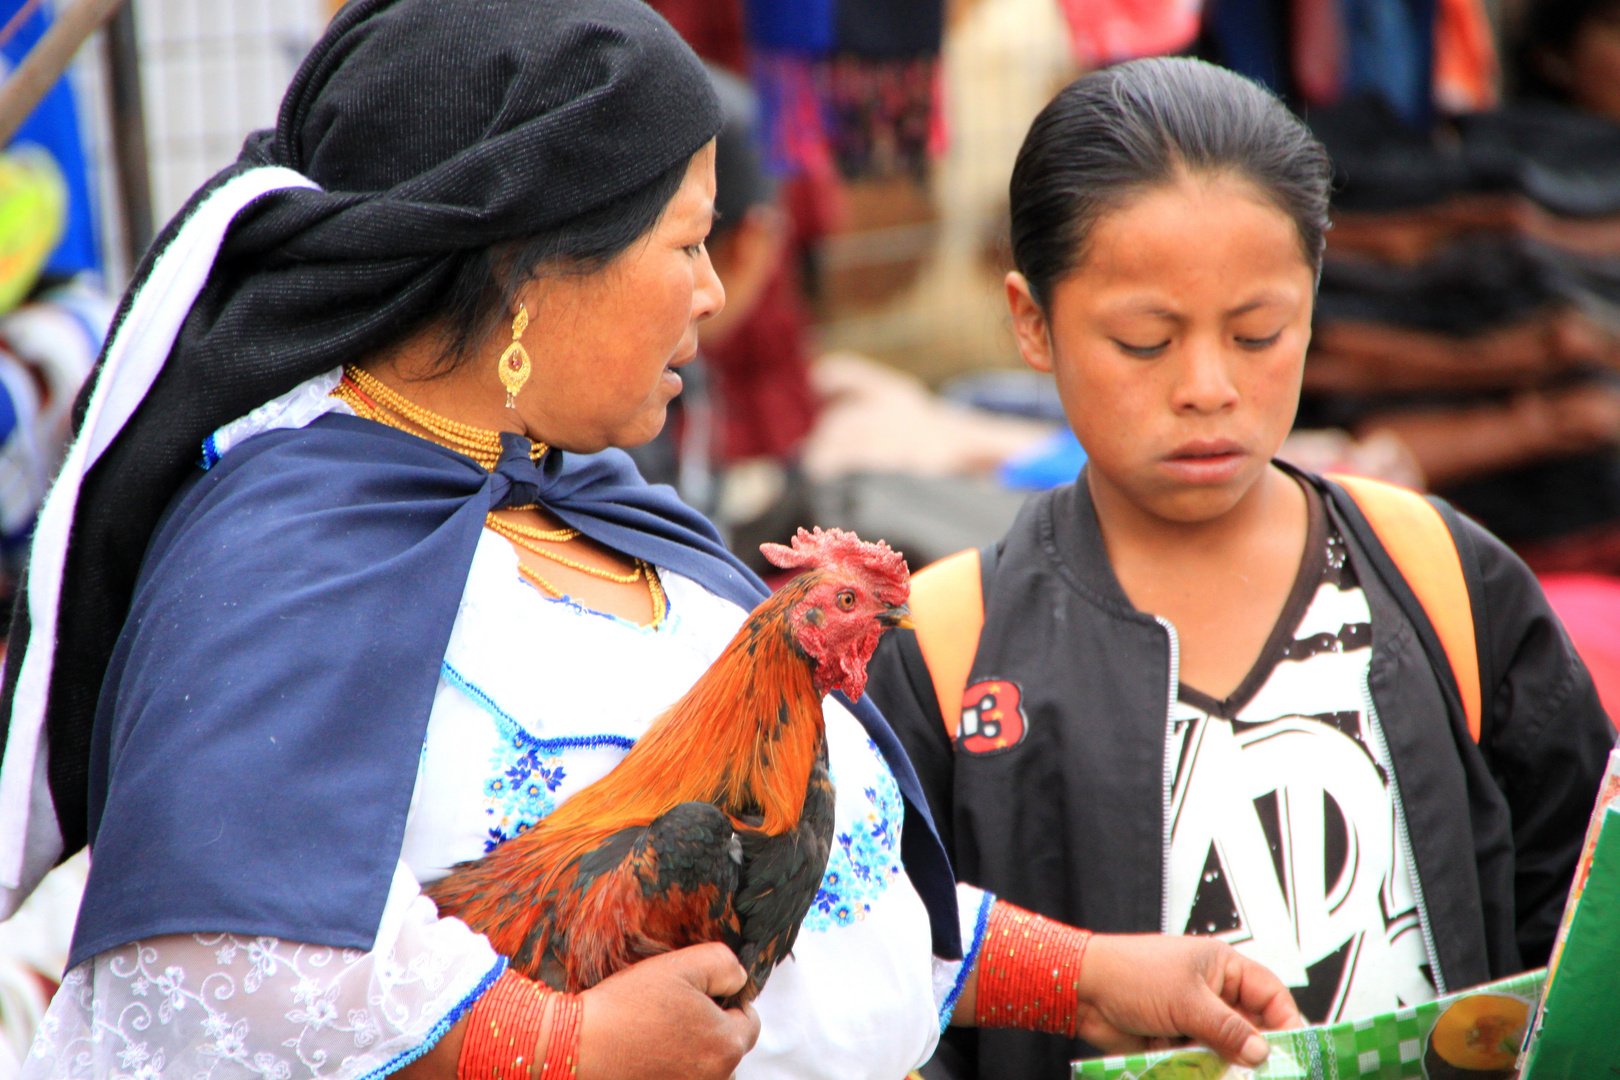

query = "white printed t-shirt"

[1166,487,1438,1023]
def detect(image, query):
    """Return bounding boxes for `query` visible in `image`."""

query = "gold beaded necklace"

[335,365,545,471]
[331,366,666,626]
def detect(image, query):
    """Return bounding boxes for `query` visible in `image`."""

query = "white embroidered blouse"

[23,372,987,1080]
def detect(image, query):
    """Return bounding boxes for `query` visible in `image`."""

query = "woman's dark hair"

[430,154,690,369]
[1009,57,1332,310]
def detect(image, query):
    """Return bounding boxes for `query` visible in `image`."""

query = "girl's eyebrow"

[1226,291,1294,317]
[1107,287,1298,321]
[1110,300,1183,321]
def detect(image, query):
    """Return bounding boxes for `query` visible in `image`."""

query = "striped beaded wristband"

[538,992,584,1080]
[974,899,1092,1037]
[458,969,582,1080]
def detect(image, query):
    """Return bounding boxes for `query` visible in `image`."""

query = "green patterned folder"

[1518,804,1620,1080]
[1072,969,1545,1080]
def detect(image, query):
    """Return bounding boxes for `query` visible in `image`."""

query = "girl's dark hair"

[431,155,691,368]
[1009,57,1332,310]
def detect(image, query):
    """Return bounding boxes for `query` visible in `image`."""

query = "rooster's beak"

[879,604,914,630]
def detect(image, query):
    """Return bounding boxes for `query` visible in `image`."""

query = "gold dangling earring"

[499,304,532,409]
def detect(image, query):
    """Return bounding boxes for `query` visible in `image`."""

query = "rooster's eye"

[835,589,857,610]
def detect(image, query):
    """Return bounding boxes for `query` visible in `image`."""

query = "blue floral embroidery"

[482,734,569,851]
[803,740,904,932]
[440,662,638,851]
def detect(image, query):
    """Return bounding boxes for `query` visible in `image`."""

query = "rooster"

[426,527,911,1007]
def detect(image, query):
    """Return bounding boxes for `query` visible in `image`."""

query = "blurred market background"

[3,0,1620,1067]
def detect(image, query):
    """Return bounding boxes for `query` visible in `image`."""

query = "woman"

[1,5,1299,1078]
[868,57,1613,1080]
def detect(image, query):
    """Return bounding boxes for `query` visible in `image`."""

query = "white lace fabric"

[25,883,501,1080]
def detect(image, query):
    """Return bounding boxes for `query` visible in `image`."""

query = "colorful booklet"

[1074,747,1620,1080]
[1517,747,1620,1079]
[1071,970,1545,1080]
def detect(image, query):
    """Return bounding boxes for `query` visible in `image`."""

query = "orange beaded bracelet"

[458,969,583,1080]
[974,899,1092,1037]
[538,992,584,1080]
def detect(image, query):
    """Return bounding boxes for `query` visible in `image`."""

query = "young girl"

[867,56,1616,1080]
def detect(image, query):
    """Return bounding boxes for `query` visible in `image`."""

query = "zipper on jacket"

[1359,671,1447,995]
[1154,616,1180,936]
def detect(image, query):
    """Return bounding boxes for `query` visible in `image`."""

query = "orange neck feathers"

[523,575,827,870]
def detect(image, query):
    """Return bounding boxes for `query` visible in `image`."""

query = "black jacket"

[866,469,1615,1080]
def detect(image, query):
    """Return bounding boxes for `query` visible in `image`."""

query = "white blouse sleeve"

[22,862,502,1080]
[936,883,995,1029]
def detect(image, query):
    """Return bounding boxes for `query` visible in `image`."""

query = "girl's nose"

[1171,338,1240,414]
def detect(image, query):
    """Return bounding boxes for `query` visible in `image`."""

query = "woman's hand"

[577,943,761,1080]
[1072,934,1304,1067]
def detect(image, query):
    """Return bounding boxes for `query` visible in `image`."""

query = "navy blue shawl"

[72,414,959,969]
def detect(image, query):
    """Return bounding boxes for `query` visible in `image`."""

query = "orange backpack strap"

[1329,474,1483,742]
[907,548,985,739]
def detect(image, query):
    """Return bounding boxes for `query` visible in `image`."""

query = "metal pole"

[101,0,151,266]
[0,0,125,145]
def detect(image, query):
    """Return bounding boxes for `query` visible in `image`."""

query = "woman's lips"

[662,348,696,389]
[1160,439,1247,483]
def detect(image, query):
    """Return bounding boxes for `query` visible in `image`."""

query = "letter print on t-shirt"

[1166,522,1437,1024]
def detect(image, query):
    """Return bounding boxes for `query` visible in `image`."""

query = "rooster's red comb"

[760,527,908,592]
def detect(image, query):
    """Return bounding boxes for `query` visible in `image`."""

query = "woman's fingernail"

[1241,1034,1270,1066]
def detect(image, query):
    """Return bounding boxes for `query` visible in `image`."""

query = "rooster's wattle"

[426,527,911,1006]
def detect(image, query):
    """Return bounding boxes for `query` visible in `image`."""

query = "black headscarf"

[1,0,722,855]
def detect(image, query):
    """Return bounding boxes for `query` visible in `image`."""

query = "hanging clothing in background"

[827,0,944,178]
[1290,0,1344,106]
[643,0,749,74]
[1,278,113,468]
[745,0,944,182]
[1314,236,1620,335]
[745,0,835,53]
[0,0,112,634]
[1304,233,1620,546]
[1056,0,1203,67]
[1432,0,1497,113]
[744,0,836,182]
[833,0,940,55]
[1339,0,1435,127]
[0,349,42,573]
[0,280,110,632]
[1200,0,1297,101]
[1201,0,1438,126]
[1313,97,1620,218]
[0,149,65,314]
[707,259,818,464]
[1300,79,1620,561]
[0,0,100,276]
[750,52,839,184]
[0,142,106,634]
[825,55,938,180]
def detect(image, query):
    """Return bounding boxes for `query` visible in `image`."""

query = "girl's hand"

[577,943,760,1080]
[1074,934,1304,1067]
